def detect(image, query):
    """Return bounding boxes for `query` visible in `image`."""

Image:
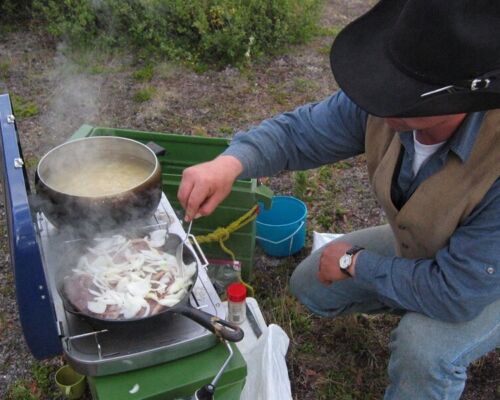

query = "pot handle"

[174,304,244,342]
[146,141,166,157]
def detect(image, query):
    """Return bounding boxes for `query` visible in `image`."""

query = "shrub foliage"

[31,0,322,67]
[0,0,33,21]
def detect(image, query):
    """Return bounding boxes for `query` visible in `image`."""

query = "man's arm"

[223,90,368,178]
[353,179,500,322]
[179,91,368,219]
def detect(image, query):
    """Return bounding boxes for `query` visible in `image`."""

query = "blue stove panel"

[0,93,62,359]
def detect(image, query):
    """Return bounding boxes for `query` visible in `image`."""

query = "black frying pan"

[57,231,243,342]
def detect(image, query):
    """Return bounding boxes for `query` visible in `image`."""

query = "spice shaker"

[226,283,247,324]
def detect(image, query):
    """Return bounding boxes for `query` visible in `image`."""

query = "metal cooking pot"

[35,136,162,231]
[57,232,244,342]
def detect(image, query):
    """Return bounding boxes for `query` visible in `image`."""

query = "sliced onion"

[88,300,107,314]
[127,280,150,298]
[71,230,195,320]
[148,229,167,248]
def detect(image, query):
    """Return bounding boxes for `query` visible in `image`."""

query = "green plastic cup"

[55,365,86,399]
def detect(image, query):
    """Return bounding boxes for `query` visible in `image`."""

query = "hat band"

[420,68,500,98]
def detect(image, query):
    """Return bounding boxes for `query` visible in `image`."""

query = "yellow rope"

[195,205,258,296]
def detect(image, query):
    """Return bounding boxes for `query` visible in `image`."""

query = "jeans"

[289,225,500,400]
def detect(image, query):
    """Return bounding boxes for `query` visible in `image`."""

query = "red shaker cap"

[227,283,247,302]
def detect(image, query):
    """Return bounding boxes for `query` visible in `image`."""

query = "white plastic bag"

[312,231,344,252]
[240,324,292,400]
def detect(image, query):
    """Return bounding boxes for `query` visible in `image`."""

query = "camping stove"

[1,94,247,400]
[38,193,225,376]
[0,92,224,373]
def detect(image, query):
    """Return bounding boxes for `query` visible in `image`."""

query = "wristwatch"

[339,245,364,277]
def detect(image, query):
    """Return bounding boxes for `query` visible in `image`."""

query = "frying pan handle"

[175,305,244,342]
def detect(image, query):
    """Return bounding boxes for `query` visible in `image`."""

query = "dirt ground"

[0,1,499,399]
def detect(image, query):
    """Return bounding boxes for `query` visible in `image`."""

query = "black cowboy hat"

[330,0,500,117]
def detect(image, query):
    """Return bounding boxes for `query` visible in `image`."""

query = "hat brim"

[330,0,500,117]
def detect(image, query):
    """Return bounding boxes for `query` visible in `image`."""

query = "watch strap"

[339,264,352,277]
[346,245,364,256]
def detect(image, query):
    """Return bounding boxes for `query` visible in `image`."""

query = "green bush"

[0,0,33,22]
[32,0,322,68]
[32,0,98,46]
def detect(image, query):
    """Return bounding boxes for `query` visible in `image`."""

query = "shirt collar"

[446,111,486,162]
[398,111,486,163]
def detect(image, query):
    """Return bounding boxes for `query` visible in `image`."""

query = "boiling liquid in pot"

[46,156,153,197]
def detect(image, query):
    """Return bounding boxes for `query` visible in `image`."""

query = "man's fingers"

[185,184,211,221]
[198,191,228,217]
[178,158,239,220]
[177,178,194,210]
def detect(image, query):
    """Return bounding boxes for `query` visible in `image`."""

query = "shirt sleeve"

[355,179,500,322]
[222,90,368,179]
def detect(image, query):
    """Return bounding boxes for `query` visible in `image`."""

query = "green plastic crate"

[71,125,273,280]
[88,342,247,400]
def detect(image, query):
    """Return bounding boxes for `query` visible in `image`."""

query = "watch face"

[339,254,351,269]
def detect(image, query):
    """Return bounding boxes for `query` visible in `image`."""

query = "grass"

[293,167,354,231]
[0,312,6,336]
[5,380,37,400]
[334,161,354,170]
[268,83,290,106]
[293,78,319,93]
[11,94,39,119]
[0,249,15,298]
[31,363,53,395]
[5,362,58,400]
[132,64,154,82]
[191,125,209,137]
[218,125,234,135]
[58,45,127,76]
[0,60,10,80]
[315,25,343,37]
[293,171,310,201]
[133,86,156,103]
[23,157,39,169]
[156,61,181,79]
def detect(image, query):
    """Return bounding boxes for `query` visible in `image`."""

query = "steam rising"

[34,41,164,242]
[34,48,160,240]
[39,43,103,155]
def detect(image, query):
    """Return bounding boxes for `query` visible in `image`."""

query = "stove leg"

[194,340,234,400]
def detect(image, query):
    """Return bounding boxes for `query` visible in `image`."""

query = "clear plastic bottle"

[227,283,247,324]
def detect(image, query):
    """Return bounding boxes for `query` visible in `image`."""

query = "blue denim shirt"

[223,91,500,322]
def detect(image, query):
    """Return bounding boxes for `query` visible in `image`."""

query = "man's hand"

[318,241,359,284]
[177,155,243,221]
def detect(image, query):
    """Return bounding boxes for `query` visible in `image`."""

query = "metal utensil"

[176,219,193,276]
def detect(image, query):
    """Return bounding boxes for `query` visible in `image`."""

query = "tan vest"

[365,111,500,258]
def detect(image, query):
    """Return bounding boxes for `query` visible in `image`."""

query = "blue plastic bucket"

[256,196,307,257]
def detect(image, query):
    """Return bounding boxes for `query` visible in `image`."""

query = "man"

[178,1,500,398]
